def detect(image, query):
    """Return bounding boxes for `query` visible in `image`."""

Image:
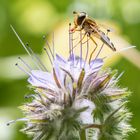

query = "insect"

[71,11,116,55]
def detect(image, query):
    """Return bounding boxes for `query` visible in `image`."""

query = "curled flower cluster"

[8,24,134,140]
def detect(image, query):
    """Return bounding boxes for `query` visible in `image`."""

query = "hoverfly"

[71,11,116,53]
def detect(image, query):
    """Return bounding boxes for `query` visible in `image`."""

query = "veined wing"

[85,17,98,27]
[88,17,114,32]
[89,24,116,51]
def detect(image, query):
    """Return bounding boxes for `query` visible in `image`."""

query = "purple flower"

[8,25,134,140]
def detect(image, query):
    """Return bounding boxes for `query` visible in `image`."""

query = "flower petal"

[28,70,56,89]
[90,59,103,70]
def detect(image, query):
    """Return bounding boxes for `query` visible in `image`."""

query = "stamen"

[28,47,48,71]
[69,24,75,66]
[10,26,34,59]
[7,120,15,126]
[18,57,32,71]
[45,37,54,60]
[71,31,75,66]
[10,25,31,56]
[10,25,43,71]
[7,118,28,126]
[71,33,86,51]
[15,63,31,76]
[53,68,61,88]
[69,23,72,57]
[25,45,42,71]
[80,31,82,68]
[84,35,89,68]
[60,67,74,83]
[52,32,55,59]
[15,63,48,85]
[44,47,53,65]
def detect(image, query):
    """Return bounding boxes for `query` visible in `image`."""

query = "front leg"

[70,26,82,33]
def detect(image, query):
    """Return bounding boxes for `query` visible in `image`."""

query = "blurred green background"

[0,0,140,139]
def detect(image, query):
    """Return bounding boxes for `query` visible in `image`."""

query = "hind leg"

[89,35,98,63]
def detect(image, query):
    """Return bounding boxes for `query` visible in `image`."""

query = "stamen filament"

[69,23,72,57]
[28,47,48,71]
[10,25,43,71]
[44,47,53,65]
[10,25,31,57]
[84,35,89,68]
[15,63,48,85]
[15,63,31,76]
[18,57,32,71]
[46,38,54,60]
[52,32,55,59]
[7,118,28,126]
[80,31,82,68]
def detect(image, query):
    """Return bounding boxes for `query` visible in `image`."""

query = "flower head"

[8,24,135,140]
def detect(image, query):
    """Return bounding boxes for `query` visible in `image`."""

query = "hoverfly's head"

[73,11,87,26]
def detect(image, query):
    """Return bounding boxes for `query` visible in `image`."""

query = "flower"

[8,24,135,140]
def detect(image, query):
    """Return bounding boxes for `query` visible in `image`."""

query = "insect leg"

[89,35,98,63]
[70,32,87,52]
[71,26,82,33]
[70,25,77,32]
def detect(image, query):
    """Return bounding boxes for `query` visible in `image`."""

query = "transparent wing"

[89,24,116,51]
[88,17,114,32]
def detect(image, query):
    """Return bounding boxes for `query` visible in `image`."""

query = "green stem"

[80,129,86,140]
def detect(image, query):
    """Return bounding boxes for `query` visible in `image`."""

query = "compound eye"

[77,14,86,25]
[79,15,86,19]
[79,12,86,17]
